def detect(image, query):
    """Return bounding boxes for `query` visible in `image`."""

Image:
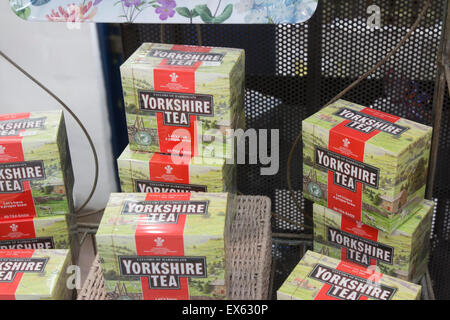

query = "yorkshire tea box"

[118,145,236,194]
[0,215,74,250]
[96,192,236,300]
[277,251,421,300]
[120,43,245,159]
[0,249,72,300]
[302,100,432,232]
[313,200,433,283]
[0,111,75,221]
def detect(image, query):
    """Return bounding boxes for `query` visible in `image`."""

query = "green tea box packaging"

[277,250,421,300]
[0,111,75,221]
[120,43,245,159]
[0,249,72,300]
[302,99,432,232]
[313,200,434,282]
[118,145,236,194]
[96,192,236,300]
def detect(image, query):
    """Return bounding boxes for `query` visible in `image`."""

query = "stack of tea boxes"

[278,100,434,300]
[0,110,75,299]
[96,43,245,300]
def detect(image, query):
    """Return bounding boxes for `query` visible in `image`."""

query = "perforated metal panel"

[271,241,311,300]
[117,0,450,299]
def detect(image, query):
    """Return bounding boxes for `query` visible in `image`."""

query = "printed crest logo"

[0,146,5,154]
[154,237,165,247]
[356,221,364,228]
[342,138,351,148]
[164,165,173,174]
[169,72,179,82]
[9,224,18,232]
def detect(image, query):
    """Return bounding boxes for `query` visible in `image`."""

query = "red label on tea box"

[0,112,39,220]
[0,249,35,300]
[339,215,379,266]
[149,153,191,185]
[152,45,213,157]
[326,108,400,222]
[124,193,209,300]
[0,218,36,241]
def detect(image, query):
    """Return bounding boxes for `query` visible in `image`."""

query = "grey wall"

[0,2,118,212]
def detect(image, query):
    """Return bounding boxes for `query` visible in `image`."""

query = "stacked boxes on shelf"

[96,43,245,300]
[0,111,76,299]
[278,100,434,300]
[117,42,245,194]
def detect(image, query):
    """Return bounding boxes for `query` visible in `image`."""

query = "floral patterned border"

[9,0,318,24]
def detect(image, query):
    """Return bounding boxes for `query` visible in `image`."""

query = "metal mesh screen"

[118,0,450,299]
[271,241,311,300]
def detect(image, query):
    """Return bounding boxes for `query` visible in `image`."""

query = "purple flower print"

[155,0,176,20]
[121,0,143,8]
[115,0,148,22]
